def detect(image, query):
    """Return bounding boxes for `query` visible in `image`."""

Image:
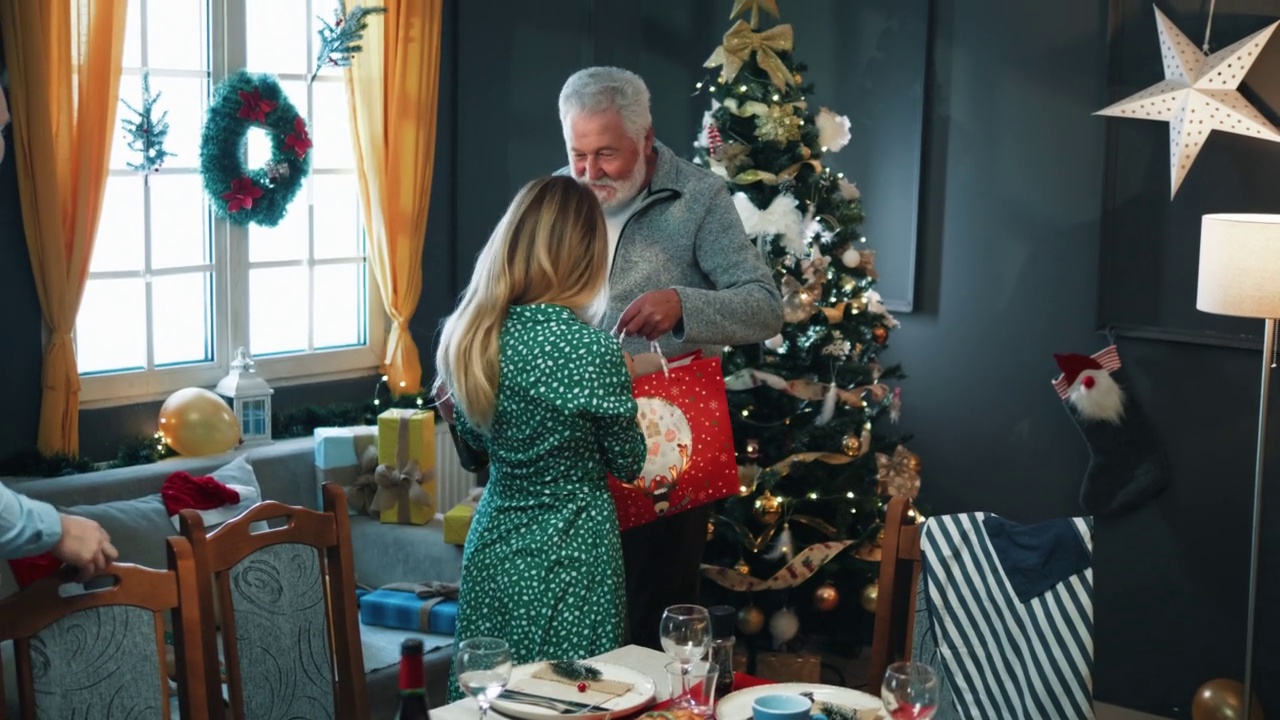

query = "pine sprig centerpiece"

[120,71,175,173]
[547,660,602,683]
[310,1,387,82]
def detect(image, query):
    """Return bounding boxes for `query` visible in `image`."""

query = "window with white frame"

[77,0,383,407]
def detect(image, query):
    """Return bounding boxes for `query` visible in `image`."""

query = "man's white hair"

[558,66,652,144]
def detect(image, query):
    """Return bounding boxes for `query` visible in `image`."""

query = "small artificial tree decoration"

[120,71,175,173]
[310,1,387,83]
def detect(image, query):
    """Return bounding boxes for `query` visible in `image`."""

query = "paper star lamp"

[1094,6,1280,198]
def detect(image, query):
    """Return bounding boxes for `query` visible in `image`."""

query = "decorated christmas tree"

[693,0,924,658]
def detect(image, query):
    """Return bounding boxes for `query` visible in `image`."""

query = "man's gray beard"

[576,156,648,210]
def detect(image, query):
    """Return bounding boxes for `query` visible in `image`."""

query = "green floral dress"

[447,304,646,701]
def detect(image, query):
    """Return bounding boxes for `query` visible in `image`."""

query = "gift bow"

[372,459,435,516]
[345,445,382,518]
[704,20,795,91]
[876,446,922,500]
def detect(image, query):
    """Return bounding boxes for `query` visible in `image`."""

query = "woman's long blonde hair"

[434,176,610,433]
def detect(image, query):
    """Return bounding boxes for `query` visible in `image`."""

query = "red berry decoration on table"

[577,682,588,693]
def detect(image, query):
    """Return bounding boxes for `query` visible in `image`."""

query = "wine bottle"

[396,638,431,719]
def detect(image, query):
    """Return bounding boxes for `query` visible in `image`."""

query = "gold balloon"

[860,581,879,613]
[158,387,241,457]
[754,490,782,525]
[1192,679,1264,720]
[842,434,862,456]
[813,583,840,612]
[737,605,766,635]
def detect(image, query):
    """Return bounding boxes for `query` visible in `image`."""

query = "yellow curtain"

[1,0,127,455]
[346,0,442,396]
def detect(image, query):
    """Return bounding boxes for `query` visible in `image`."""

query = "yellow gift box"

[374,409,437,525]
[443,503,475,545]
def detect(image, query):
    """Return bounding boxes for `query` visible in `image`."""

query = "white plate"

[715,683,882,720]
[491,661,657,720]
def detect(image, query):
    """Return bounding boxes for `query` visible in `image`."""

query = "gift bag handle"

[617,333,671,378]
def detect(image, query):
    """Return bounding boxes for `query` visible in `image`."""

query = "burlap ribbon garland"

[371,412,435,522]
[704,20,796,90]
[702,540,855,591]
[725,368,892,410]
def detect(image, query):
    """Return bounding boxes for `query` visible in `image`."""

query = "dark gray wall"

[1,0,1277,716]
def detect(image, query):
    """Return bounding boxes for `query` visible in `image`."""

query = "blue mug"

[751,694,827,720]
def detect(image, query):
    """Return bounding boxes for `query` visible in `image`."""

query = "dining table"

[429,644,880,720]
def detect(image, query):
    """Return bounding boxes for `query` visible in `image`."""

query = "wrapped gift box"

[359,590,458,634]
[314,426,378,514]
[443,502,475,546]
[754,651,821,683]
[376,409,437,525]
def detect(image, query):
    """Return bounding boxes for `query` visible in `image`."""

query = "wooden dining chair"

[867,495,922,691]
[0,538,209,720]
[179,482,367,720]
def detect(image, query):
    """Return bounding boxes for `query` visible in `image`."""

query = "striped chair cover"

[910,513,1094,720]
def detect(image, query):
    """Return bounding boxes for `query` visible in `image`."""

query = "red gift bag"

[608,351,739,531]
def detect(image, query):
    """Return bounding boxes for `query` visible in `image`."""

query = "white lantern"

[215,347,274,445]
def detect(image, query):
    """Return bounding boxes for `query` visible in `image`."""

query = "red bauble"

[577,682,588,693]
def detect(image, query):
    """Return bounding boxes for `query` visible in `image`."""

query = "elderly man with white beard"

[555,65,782,650]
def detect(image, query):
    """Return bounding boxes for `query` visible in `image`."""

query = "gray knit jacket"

[559,141,783,359]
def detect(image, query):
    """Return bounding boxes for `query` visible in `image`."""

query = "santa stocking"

[1052,345,1169,518]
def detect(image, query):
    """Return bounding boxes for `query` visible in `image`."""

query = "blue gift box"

[359,589,458,635]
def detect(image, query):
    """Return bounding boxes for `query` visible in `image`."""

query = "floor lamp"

[1196,213,1280,718]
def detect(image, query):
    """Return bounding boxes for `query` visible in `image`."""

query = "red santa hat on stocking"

[1052,346,1125,424]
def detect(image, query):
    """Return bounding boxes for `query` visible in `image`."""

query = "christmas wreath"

[200,70,312,228]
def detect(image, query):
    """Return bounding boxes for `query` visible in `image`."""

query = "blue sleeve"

[0,482,63,559]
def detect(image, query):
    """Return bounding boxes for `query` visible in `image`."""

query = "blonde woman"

[436,176,646,698]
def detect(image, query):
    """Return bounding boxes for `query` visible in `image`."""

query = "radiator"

[434,422,478,511]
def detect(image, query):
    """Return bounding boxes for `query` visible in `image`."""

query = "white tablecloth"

[431,645,675,720]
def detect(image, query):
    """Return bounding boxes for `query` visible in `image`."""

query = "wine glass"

[659,605,710,708]
[455,637,513,720]
[881,661,939,720]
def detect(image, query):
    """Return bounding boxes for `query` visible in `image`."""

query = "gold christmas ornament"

[799,145,811,160]
[707,520,716,542]
[813,583,840,612]
[841,433,862,457]
[754,490,783,525]
[755,104,803,145]
[737,605,766,635]
[872,326,888,344]
[860,581,879,613]
[1191,678,1264,720]
[704,21,796,91]
[735,559,752,575]
[793,72,803,84]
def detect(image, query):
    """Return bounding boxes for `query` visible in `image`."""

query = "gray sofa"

[0,435,468,714]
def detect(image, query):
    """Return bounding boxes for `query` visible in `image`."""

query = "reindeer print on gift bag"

[608,352,739,531]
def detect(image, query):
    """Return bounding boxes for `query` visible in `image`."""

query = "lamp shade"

[1197,214,1280,319]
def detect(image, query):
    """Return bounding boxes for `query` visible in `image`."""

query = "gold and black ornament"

[841,433,862,457]
[813,583,840,612]
[754,490,783,525]
[737,604,766,635]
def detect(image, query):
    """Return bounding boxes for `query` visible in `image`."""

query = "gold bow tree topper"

[704,20,796,91]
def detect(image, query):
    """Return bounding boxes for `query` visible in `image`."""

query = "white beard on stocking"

[1067,368,1125,424]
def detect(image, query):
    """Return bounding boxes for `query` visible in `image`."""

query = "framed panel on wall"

[779,0,930,313]
[1097,0,1280,349]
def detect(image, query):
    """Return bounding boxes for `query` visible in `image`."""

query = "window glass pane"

[245,0,309,76]
[313,174,363,259]
[150,174,211,269]
[145,0,206,72]
[313,262,366,349]
[247,179,309,262]
[310,80,353,169]
[77,278,147,374]
[146,76,207,169]
[245,80,309,165]
[123,0,143,69]
[111,75,144,171]
[93,176,146,272]
[152,272,213,366]
[250,266,308,355]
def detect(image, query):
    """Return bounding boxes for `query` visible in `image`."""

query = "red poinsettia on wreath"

[237,87,277,123]
[221,176,263,212]
[285,117,312,159]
